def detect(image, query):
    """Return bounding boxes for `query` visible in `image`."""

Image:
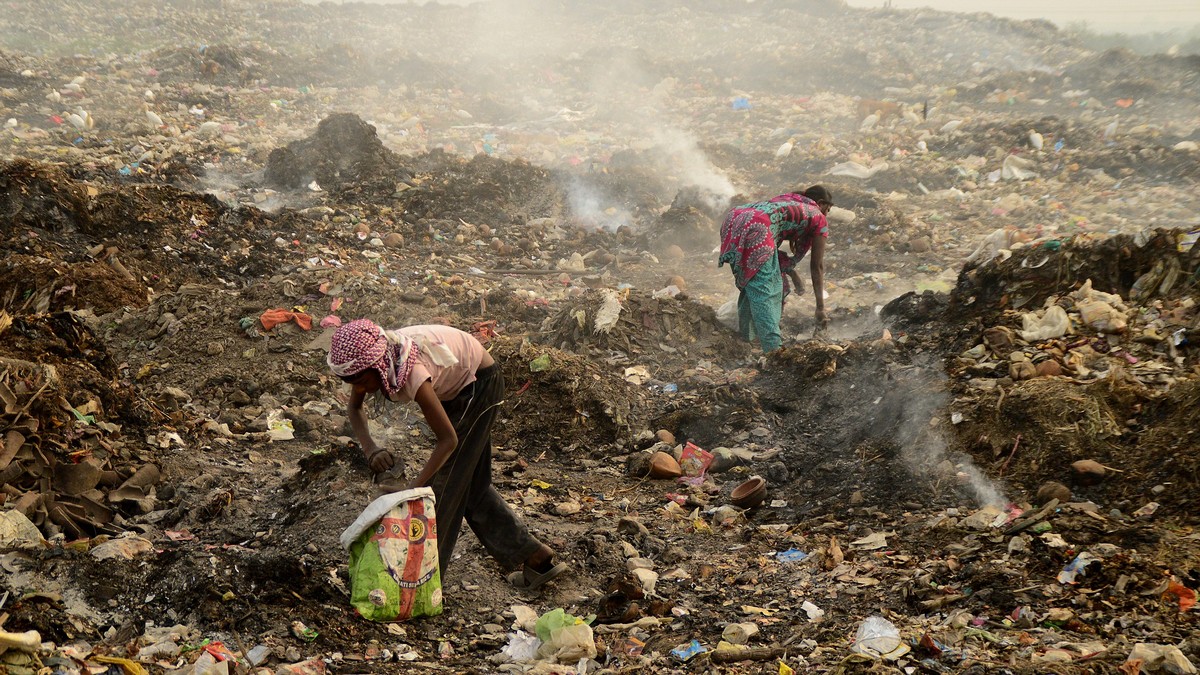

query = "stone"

[1070,459,1107,486]
[383,232,404,248]
[667,275,686,292]
[617,517,649,540]
[721,622,760,645]
[554,500,581,516]
[647,452,682,479]
[1035,359,1062,377]
[664,244,684,261]
[625,557,655,571]
[206,341,225,356]
[1009,361,1037,381]
[1036,481,1072,505]
[709,447,744,474]
[632,568,658,595]
[908,236,932,253]
[654,429,675,445]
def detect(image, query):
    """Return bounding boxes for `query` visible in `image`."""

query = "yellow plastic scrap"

[93,656,148,675]
[779,662,795,675]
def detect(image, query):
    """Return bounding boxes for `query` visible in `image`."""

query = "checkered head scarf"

[327,319,419,397]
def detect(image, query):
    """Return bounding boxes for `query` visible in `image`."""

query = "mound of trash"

[0,312,160,540]
[266,112,408,193]
[539,289,746,364]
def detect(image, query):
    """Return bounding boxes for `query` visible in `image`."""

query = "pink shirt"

[390,325,487,402]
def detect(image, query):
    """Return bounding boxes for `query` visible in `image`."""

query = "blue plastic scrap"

[776,548,808,563]
[670,639,709,662]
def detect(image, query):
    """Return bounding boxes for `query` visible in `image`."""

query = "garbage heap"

[948,228,1199,513]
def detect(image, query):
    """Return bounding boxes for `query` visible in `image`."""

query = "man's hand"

[365,447,395,473]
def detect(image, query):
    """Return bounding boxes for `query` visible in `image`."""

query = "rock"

[709,447,744,474]
[761,461,790,485]
[983,326,1016,353]
[849,490,864,505]
[228,389,251,405]
[632,568,659,595]
[554,500,581,516]
[1009,361,1037,381]
[655,429,675,445]
[908,236,932,253]
[206,341,225,356]
[1046,607,1074,622]
[617,517,649,540]
[91,533,154,560]
[625,557,655,571]
[1070,460,1107,486]
[1036,481,1072,505]
[1035,359,1062,377]
[664,244,685,261]
[667,275,686,292]
[648,452,682,479]
[721,622,759,646]
[662,545,687,564]
[383,232,404,248]
[827,206,856,224]
[353,222,371,237]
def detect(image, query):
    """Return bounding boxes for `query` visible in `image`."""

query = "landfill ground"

[2,0,1199,673]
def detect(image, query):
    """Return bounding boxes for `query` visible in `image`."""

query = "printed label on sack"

[372,511,438,589]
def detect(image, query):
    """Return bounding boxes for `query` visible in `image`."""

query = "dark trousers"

[428,365,542,577]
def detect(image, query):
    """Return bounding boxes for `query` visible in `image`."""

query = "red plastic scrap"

[260,308,312,331]
[1165,581,1197,612]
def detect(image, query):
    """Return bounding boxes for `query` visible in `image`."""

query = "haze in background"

[842,0,1200,33]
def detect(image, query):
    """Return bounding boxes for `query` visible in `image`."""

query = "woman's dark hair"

[802,185,834,205]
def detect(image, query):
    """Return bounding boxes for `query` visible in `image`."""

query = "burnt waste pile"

[2,0,1200,673]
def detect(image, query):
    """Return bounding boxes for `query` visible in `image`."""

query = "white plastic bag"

[1019,305,1069,341]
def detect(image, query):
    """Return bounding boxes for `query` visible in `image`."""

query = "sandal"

[508,562,569,591]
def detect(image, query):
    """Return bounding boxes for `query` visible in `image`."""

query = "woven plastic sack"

[340,487,442,621]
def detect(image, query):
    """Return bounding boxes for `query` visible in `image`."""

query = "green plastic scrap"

[534,608,595,643]
[529,354,552,372]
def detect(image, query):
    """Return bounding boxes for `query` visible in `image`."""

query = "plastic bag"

[716,296,739,331]
[340,488,442,621]
[853,616,902,658]
[535,609,597,663]
[1019,305,1069,341]
[1076,300,1127,334]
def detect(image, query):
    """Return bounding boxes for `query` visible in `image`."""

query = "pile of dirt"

[396,152,565,229]
[957,374,1198,519]
[647,187,729,253]
[0,312,160,539]
[758,340,988,514]
[953,228,1197,317]
[2,158,304,290]
[0,159,92,233]
[539,289,747,366]
[0,254,148,314]
[488,336,649,453]
[266,112,409,194]
[1063,49,1200,100]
